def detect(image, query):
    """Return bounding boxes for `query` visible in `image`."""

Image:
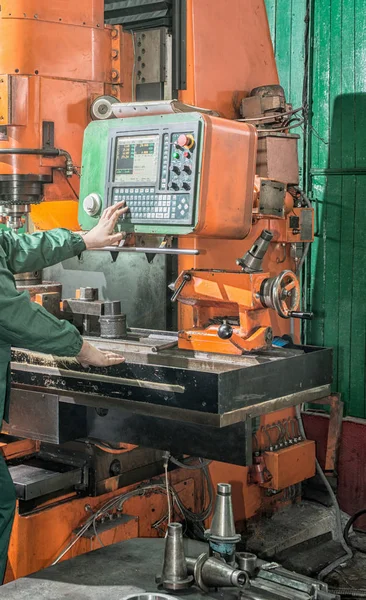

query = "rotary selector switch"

[83,193,102,216]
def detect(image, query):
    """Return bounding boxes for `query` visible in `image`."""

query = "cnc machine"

[0,0,335,585]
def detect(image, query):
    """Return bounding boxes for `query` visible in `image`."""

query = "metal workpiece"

[78,287,99,302]
[192,553,248,593]
[237,229,273,273]
[239,563,339,600]
[205,483,241,565]
[156,523,193,591]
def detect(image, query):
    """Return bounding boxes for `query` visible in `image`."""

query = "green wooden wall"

[265,0,366,417]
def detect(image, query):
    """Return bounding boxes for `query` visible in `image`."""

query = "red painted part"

[303,413,366,530]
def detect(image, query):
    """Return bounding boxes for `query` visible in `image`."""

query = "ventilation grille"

[104,0,173,30]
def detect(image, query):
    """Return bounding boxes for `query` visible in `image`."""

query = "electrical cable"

[343,508,366,554]
[164,458,172,526]
[296,242,310,275]
[51,457,213,566]
[168,454,212,470]
[237,106,304,123]
[257,119,305,133]
[295,406,353,580]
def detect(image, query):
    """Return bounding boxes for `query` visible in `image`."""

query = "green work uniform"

[0,228,86,582]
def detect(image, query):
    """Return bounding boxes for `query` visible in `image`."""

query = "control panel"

[79,112,257,238]
[108,125,199,225]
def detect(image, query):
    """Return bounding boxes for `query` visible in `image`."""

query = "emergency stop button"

[177,134,195,149]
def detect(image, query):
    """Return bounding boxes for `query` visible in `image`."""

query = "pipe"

[88,247,200,256]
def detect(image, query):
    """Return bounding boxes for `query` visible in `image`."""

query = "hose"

[296,241,310,275]
[343,508,366,554]
[0,147,74,176]
[295,406,353,580]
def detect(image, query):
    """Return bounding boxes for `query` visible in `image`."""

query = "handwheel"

[260,270,300,319]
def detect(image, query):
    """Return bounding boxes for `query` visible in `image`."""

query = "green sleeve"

[0,229,86,274]
[0,263,83,356]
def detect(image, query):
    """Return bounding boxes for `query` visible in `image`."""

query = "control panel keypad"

[113,187,190,222]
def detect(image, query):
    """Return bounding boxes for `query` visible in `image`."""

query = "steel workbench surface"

[0,539,236,600]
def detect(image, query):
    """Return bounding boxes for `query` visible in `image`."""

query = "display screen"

[114,135,160,183]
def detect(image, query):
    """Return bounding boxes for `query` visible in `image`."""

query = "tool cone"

[192,553,248,593]
[205,483,241,565]
[157,523,193,591]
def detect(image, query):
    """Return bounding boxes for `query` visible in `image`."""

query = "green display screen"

[114,134,160,184]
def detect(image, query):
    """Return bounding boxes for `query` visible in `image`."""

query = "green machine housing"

[78,112,257,239]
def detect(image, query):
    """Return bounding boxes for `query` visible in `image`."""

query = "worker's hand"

[82,202,129,249]
[76,340,125,367]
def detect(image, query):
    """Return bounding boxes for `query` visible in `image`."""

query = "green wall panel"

[265,0,366,416]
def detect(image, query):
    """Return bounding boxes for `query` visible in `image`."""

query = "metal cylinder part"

[236,552,258,577]
[14,271,43,286]
[100,301,127,339]
[236,229,273,273]
[91,95,119,120]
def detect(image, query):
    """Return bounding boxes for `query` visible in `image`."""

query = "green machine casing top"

[78,113,205,235]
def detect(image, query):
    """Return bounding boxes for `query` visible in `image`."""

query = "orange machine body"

[187,116,257,239]
[0,0,128,230]
[174,0,315,524]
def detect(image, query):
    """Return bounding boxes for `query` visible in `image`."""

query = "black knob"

[183,165,192,175]
[169,182,180,191]
[289,311,314,320]
[182,182,191,191]
[170,165,181,175]
[218,322,233,340]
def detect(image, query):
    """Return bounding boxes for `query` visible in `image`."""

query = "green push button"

[173,152,180,159]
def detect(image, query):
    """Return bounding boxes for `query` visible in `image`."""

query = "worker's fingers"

[102,202,126,221]
[104,354,125,366]
[110,206,129,228]
[108,232,124,245]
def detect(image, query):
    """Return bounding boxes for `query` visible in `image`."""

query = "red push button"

[178,134,194,149]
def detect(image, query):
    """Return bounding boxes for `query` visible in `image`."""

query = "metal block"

[87,408,254,465]
[5,390,87,444]
[300,208,313,241]
[259,179,286,217]
[257,135,299,184]
[9,462,84,501]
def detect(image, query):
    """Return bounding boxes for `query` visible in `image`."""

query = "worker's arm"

[0,228,86,274]
[0,263,83,356]
[0,202,129,275]
[0,266,125,366]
